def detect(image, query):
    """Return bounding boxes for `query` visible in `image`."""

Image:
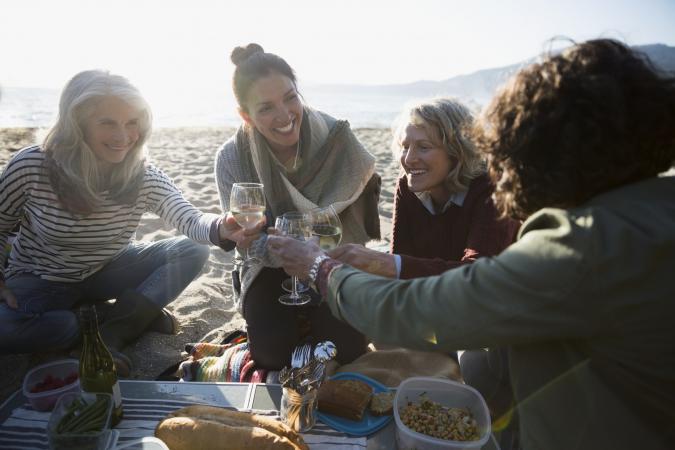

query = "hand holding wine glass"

[267,232,324,281]
[230,182,266,264]
[219,214,265,248]
[276,211,312,305]
[276,215,310,294]
[327,243,397,278]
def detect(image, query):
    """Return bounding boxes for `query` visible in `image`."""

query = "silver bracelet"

[307,254,330,285]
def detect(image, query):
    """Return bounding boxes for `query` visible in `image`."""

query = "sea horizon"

[3,42,671,130]
[0,84,443,130]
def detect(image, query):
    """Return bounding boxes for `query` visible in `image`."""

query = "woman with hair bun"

[0,70,262,376]
[215,43,381,370]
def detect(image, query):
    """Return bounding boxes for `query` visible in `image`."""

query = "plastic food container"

[22,359,80,411]
[47,392,114,450]
[394,377,491,450]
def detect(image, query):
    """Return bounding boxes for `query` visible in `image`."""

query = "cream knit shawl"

[216,108,380,312]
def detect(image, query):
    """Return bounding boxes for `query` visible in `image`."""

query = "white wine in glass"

[311,205,343,251]
[232,205,266,229]
[230,182,266,264]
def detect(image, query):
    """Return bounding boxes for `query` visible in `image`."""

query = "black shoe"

[146,308,180,335]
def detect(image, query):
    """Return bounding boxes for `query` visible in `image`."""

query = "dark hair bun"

[231,43,264,66]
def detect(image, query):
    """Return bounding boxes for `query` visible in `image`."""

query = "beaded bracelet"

[307,254,330,285]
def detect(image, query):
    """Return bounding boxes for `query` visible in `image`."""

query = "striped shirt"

[0,146,220,282]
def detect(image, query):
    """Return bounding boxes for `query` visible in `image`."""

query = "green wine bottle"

[78,305,123,426]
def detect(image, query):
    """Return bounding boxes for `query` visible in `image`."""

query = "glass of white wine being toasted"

[230,182,266,265]
[280,205,342,294]
[310,205,342,251]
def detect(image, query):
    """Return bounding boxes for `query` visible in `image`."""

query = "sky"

[2,0,675,87]
[1,0,674,126]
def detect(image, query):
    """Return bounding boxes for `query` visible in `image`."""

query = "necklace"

[293,139,301,170]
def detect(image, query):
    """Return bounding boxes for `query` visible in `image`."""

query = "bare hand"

[266,234,325,279]
[219,214,266,249]
[0,285,18,309]
[328,243,396,278]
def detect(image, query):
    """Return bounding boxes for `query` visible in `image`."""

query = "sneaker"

[147,308,180,335]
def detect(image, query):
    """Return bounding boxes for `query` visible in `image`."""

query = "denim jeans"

[0,237,209,354]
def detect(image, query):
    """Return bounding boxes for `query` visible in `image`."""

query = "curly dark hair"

[473,39,675,220]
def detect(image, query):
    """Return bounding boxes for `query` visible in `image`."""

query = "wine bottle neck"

[78,305,100,335]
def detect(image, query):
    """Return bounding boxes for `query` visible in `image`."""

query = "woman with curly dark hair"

[268,39,675,450]
[477,39,675,220]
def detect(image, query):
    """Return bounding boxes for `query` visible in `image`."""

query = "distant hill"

[309,43,675,108]
[3,44,674,129]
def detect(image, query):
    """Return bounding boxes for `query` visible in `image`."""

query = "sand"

[0,126,399,405]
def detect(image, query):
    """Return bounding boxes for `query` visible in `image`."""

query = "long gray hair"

[392,98,484,193]
[43,70,152,213]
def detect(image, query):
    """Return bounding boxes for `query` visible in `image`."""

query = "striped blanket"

[0,397,366,450]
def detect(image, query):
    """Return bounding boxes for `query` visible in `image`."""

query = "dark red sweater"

[391,174,520,279]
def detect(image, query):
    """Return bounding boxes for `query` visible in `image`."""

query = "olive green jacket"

[325,176,675,450]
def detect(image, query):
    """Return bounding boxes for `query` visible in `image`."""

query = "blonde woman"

[327,98,520,419]
[331,98,519,279]
[0,70,260,375]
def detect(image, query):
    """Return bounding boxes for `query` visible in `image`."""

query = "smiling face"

[83,96,141,165]
[399,124,453,205]
[239,72,303,154]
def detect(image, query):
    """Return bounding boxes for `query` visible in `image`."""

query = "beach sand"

[0,126,398,404]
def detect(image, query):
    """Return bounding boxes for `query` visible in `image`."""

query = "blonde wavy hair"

[392,98,484,193]
[43,70,152,213]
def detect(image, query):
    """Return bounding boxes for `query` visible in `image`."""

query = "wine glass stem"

[291,276,300,299]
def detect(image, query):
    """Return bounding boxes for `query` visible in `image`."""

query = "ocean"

[0,85,426,130]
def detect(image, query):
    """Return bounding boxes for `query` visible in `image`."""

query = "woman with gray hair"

[330,97,519,279]
[0,70,261,376]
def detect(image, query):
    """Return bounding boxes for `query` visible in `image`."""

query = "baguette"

[155,405,308,450]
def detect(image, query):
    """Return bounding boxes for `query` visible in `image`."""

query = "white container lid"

[115,436,170,450]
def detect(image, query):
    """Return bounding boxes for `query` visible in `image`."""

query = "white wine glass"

[230,182,266,265]
[276,216,310,294]
[311,205,343,251]
[276,211,312,306]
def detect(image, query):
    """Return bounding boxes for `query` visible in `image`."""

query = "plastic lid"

[114,437,169,450]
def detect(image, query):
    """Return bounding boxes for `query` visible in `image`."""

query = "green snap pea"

[57,397,109,434]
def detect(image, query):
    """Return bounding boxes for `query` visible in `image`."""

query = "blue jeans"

[0,237,209,354]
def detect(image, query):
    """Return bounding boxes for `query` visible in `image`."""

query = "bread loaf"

[317,379,373,421]
[155,405,308,450]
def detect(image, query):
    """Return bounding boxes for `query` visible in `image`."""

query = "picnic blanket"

[0,397,365,450]
[178,341,271,384]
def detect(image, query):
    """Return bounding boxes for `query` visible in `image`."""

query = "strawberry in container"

[22,359,81,411]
